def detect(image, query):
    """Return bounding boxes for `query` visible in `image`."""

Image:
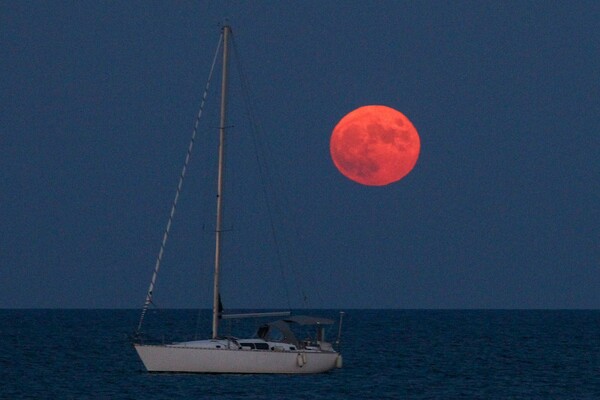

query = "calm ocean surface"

[2,309,600,399]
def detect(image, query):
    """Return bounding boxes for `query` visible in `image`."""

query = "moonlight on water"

[330,105,420,186]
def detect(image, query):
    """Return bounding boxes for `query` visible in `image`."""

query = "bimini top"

[257,315,334,347]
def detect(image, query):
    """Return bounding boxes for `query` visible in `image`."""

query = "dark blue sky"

[1,1,598,309]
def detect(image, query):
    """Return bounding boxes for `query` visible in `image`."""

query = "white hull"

[134,344,340,374]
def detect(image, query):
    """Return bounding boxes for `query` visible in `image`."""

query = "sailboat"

[133,25,343,374]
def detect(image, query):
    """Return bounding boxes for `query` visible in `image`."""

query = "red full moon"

[330,105,420,186]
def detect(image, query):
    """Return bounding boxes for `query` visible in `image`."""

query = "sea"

[2,309,600,399]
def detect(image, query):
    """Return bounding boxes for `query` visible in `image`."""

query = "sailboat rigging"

[134,25,343,374]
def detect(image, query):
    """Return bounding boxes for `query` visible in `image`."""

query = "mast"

[212,25,230,339]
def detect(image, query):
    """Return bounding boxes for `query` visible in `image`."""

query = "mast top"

[221,21,232,33]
